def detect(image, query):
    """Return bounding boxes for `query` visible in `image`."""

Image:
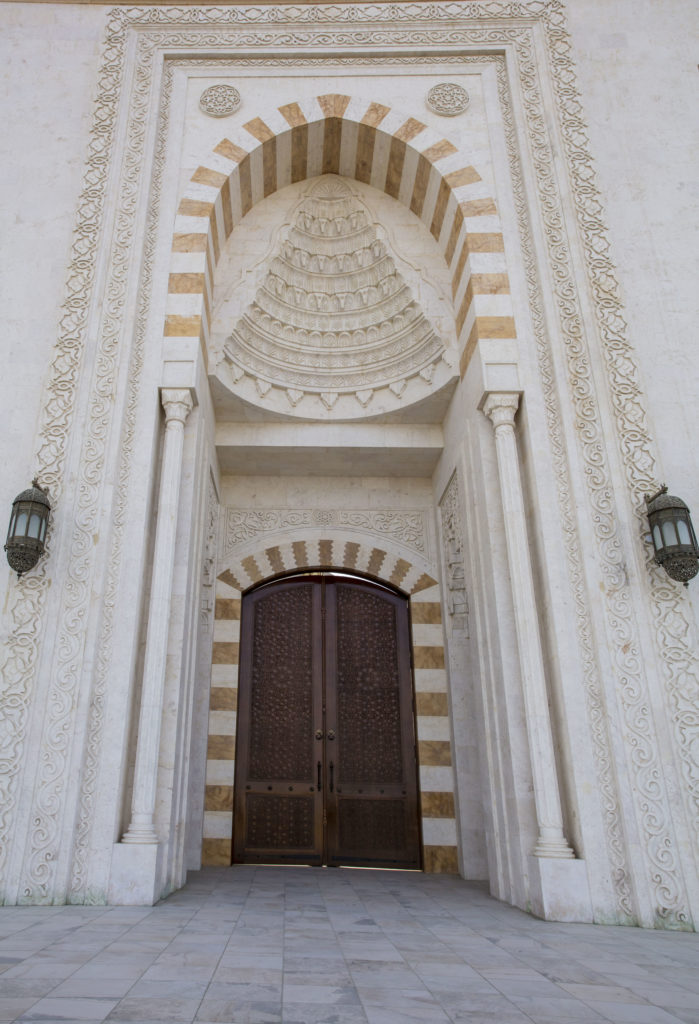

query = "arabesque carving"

[223,507,428,556]
[439,471,468,633]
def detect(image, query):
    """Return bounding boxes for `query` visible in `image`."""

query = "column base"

[109,842,164,905]
[528,855,593,922]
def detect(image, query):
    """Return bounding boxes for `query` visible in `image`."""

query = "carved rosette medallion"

[199,84,241,117]
[426,82,470,117]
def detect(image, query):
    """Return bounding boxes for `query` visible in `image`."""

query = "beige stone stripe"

[361,102,391,127]
[291,123,309,183]
[429,177,451,241]
[343,541,360,569]
[192,165,228,189]
[319,539,333,565]
[220,178,233,239]
[322,118,342,175]
[262,137,277,198]
[455,280,473,336]
[215,138,249,164]
[210,688,237,711]
[355,122,375,184]
[207,735,235,759]
[205,785,234,812]
[367,548,386,576]
[476,315,516,338]
[421,791,455,817]
[208,208,220,265]
[215,598,241,620]
[317,93,351,118]
[241,554,264,583]
[202,839,231,866]
[451,239,470,299]
[244,117,275,142]
[460,321,479,379]
[212,642,239,664]
[411,602,442,624]
[444,207,464,266]
[416,692,449,716]
[394,118,427,142]
[411,573,438,594]
[385,136,406,200]
[172,232,207,253]
[461,197,497,218]
[423,846,458,873]
[292,540,308,567]
[218,569,244,591]
[168,273,204,294]
[468,232,505,252]
[266,546,285,574]
[422,139,458,163]
[163,315,201,337]
[418,739,451,766]
[413,646,445,669]
[178,197,213,217]
[238,155,253,217]
[409,155,431,219]
[445,166,481,188]
[389,558,411,588]
[279,102,307,127]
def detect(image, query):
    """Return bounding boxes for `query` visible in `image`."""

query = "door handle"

[327,729,335,740]
[329,761,334,793]
[317,761,322,792]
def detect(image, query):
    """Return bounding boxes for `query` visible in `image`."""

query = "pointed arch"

[166,93,515,382]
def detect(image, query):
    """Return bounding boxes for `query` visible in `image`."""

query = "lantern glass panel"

[28,513,41,539]
[662,521,677,547]
[652,524,663,551]
[677,520,691,546]
[15,511,28,536]
[39,517,47,542]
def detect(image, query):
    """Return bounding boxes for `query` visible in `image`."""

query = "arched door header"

[165,93,516,383]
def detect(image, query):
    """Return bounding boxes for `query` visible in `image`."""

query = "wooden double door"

[233,574,421,869]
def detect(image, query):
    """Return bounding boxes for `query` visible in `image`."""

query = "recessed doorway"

[233,574,421,869]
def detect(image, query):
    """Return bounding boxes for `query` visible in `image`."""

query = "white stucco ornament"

[199,84,241,117]
[426,82,469,117]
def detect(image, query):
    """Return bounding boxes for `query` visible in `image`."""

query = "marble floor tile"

[0,867,697,1024]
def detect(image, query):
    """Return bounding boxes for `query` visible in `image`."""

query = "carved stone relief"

[222,507,429,558]
[221,177,448,413]
[427,82,470,117]
[439,471,468,634]
[199,84,241,117]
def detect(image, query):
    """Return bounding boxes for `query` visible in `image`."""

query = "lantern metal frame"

[4,479,51,577]
[645,485,699,586]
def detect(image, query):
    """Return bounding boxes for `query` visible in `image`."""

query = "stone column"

[483,392,574,859]
[122,389,194,844]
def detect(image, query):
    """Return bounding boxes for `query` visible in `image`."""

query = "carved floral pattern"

[223,507,428,556]
[439,471,468,633]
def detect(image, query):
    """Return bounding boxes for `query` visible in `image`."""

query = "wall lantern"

[645,485,699,586]
[4,480,51,577]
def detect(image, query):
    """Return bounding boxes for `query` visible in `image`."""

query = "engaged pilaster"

[121,388,194,845]
[482,391,574,860]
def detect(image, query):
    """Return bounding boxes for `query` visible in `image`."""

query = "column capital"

[160,388,193,427]
[481,391,520,431]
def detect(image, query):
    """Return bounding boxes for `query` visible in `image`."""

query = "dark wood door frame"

[233,573,422,869]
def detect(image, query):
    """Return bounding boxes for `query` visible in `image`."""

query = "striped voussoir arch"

[216,536,438,596]
[204,542,459,873]
[167,94,515,379]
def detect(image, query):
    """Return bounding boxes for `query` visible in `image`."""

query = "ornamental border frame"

[0,2,695,926]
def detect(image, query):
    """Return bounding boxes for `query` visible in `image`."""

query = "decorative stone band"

[166,94,515,385]
[203,573,458,874]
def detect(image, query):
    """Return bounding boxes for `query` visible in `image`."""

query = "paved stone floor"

[0,866,698,1024]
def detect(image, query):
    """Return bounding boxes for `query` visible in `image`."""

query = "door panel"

[233,578,323,864]
[234,575,421,869]
[326,580,421,868]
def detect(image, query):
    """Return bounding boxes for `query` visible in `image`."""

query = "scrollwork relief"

[439,471,469,634]
[223,507,428,556]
